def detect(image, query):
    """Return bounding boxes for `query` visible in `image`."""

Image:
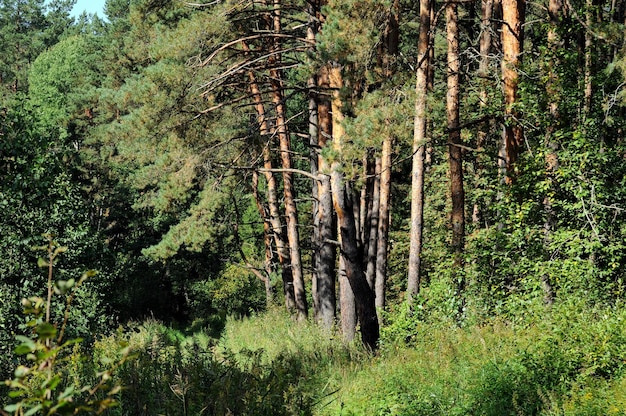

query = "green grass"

[43,298,626,415]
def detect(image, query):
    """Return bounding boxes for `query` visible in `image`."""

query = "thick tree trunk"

[447,1,465,318]
[269,0,307,320]
[447,1,464,263]
[500,0,526,184]
[407,0,431,301]
[329,65,379,350]
[339,255,356,342]
[315,64,337,329]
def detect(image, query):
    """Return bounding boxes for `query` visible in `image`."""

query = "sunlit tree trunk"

[500,0,526,183]
[245,46,295,311]
[375,134,392,321]
[329,65,379,350]
[315,64,337,329]
[407,0,431,301]
[269,0,307,320]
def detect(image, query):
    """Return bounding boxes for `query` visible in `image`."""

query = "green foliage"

[94,311,349,416]
[3,236,131,415]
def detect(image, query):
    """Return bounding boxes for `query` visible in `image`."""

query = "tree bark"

[407,0,431,301]
[329,65,379,350]
[262,145,295,311]
[473,0,493,226]
[315,63,337,330]
[500,0,526,184]
[245,47,294,311]
[447,0,464,263]
[269,0,307,320]
[375,134,392,322]
[365,157,381,289]
[447,1,465,318]
[308,0,321,320]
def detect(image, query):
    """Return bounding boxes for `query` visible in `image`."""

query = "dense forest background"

[3,0,626,414]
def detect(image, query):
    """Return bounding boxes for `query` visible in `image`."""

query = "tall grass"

[73,298,626,415]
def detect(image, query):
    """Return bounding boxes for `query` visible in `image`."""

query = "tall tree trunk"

[329,65,379,350]
[373,0,399,320]
[365,157,381,289]
[262,145,296,311]
[583,0,593,117]
[375,134,392,322]
[308,0,321,320]
[315,63,337,330]
[269,0,307,320]
[447,1,465,317]
[473,0,493,226]
[338,254,356,341]
[447,1,464,263]
[407,0,431,301]
[245,47,294,310]
[500,0,526,184]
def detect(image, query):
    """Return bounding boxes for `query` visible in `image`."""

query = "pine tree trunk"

[329,65,379,350]
[407,0,431,301]
[308,0,321,320]
[473,0,493,225]
[262,145,296,311]
[315,64,337,330]
[375,135,392,321]
[500,0,526,183]
[245,49,294,311]
[447,1,465,317]
[269,0,307,320]
[252,171,276,307]
[365,157,381,289]
[447,1,464,263]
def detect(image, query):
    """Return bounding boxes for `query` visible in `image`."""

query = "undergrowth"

[6,295,626,415]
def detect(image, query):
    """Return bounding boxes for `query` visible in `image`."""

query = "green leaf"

[3,404,19,412]
[14,337,36,355]
[37,257,48,268]
[36,322,57,340]
[58,385,75,400]
[24,404,43,416]
[43,375,61,390]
